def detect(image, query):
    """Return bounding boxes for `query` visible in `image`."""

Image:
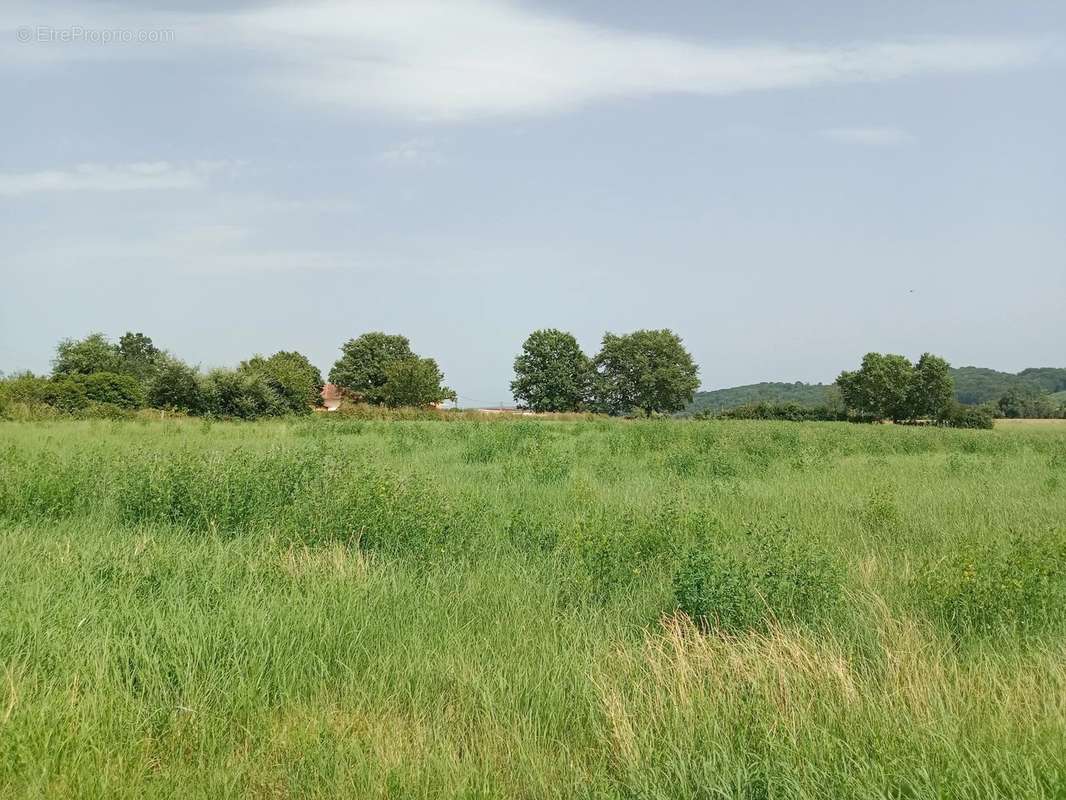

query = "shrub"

[75,372,145,409]
[673,525,844,633]
[237,351,323,414]
[41,378,90,412]
[913,530,1066,637]
[148,358,206,413]
[201,369,285,419]
[941,402,994,430]
[713,402,844,422]
[0,373,52,416]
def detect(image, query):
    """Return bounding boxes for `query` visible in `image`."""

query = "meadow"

[1,416,1065,799]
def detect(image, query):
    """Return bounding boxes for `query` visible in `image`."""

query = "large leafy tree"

[908,353,954,421]
[511,329,592,412]
[380,357,455,408]
[117,332,162,382]
[53,331,163,384]
[52,333,124,377]
[329,333,415,404]
[838,352,956,422]
[592,329,700,416]
[837,353,914,422]
[239,351,323,414]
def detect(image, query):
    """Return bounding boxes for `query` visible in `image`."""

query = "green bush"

[941,402,995,429]
[148,359,206,413]
[41,378,90,412]
[201,369,285,419]
[0,372,51,410]
[713,402,844,422]
[914,530,1066,637]
[673,525,843,633]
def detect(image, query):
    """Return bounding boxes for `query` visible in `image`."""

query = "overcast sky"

[1,1,1063,404]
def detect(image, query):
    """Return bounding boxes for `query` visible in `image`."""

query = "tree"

[147,357,206,413]
[52,333,124,377]
[836,353,915,422]
[201,369,284,420]
[380,358,455,408]
[592,329,700,416]
[239,351,323,414]
[838,352,956,423]
[908,353,954,421]
[117,332,162,382]
[511,329,592,412]
[329,333,415,404]
[997,386,1062,419]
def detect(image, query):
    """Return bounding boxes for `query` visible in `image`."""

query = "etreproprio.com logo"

[16,25,175,44]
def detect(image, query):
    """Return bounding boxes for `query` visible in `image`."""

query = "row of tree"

[511,328,700,416]
[0,330,455,419]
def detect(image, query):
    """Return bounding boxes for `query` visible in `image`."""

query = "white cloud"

[231,1,1055,120]
[378,138,442,166]
[818,127,917,146]
[0,160,237,197]
[1,1,1057,121]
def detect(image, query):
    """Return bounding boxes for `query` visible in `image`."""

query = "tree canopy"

[592,329,699,416]
[329,333,415,403]
[837,352,955,423]
[239,351,324,415]
[380,357,455,408]
[511,329,592,412]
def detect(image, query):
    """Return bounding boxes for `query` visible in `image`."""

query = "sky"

[1,0,1063,406]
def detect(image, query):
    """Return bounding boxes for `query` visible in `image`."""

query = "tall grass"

[1,417,1064,798]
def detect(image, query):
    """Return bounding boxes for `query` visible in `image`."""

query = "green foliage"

[952,366,1066,405]
[685,382,834,415]
[908,353,954,421]
[941,402,995,429]
[239,351,324,414]
[711,401,845,421]
[592,329,700,416]
[914,530,1066,637]
[201,369,285,419]
[380,357,455,408]
[837,352,916,422]
[51,332,125,377]
[116,332,162,382]
[837,352,957,423]
[0,372,52,414]
[328,332,415,403]
[147,357,206,413]
[70,372,146,409]
[673,525,844,633]
[997,386,1064,419]
[511,329,592,412]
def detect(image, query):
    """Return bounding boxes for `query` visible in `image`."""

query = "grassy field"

[2,417,1065,799]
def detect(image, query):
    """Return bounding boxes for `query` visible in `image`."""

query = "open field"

[995,417,1066,428]
[2,417,1065,799]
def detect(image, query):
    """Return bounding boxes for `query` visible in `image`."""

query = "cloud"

[378,138,442,166]
[0,161,238,197]
[818,127,917,146]
[231,1,1055,120]
[1,1,1057,121]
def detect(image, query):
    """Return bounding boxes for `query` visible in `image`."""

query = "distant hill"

[685,366,1066,415]
[951,366,1066,405]
[684,382,833,415]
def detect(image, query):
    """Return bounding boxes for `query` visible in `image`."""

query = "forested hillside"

[684,382,833,414]
[686,366,1066,414]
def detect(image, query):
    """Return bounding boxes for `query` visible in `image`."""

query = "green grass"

[2,417,1065,798]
